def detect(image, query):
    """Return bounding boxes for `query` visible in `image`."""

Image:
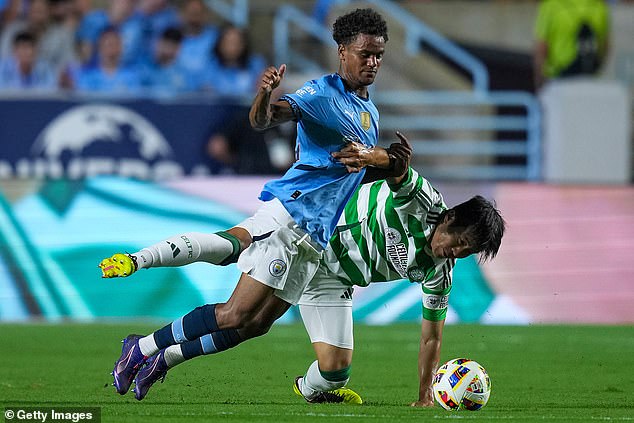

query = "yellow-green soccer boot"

[99,253,137,278]
[293,376,363,405]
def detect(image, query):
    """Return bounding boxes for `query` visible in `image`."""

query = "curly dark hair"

[332,8,388,45]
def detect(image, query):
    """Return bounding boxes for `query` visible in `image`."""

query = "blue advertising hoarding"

[0,97,247,179]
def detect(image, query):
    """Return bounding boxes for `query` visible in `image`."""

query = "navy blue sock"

[181,329,242,360]
[153,304,220,349]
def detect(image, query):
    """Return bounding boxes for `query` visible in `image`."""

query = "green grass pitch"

[1,323,632,422]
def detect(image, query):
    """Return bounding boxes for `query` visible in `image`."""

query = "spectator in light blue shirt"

[0,30,57,91]
[176,0,218,77]
[76,0,145,68]
[75,26,142,94]
[139,27,197,96]
[202,25,265,96]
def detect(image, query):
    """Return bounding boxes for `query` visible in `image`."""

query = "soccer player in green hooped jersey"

[100,158,505,406]
[294,165,505,407]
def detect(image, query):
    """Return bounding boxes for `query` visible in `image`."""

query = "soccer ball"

[432,358,491,411]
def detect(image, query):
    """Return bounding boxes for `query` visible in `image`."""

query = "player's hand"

[259,64,286,93]
[386,131,412,176]
[331,141,373,173]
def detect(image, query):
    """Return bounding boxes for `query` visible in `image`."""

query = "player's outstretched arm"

[249,64,294,130]
[411,318,445,407]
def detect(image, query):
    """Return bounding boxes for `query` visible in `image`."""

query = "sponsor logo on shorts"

[340,287,354,300]
[269,259,287,277]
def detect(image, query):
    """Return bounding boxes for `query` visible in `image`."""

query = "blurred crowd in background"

[0,0,630,180]
[0,0,265,96]
[0,0,298,175]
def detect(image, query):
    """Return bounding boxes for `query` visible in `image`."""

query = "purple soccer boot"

[133,350,168,401]
[112,334,147,395]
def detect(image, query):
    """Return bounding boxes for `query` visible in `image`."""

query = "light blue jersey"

[260,73,379,248]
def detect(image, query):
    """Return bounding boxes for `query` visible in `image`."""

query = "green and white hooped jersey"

[322,167,455,321]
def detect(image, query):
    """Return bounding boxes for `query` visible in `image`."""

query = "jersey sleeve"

[421,259,454,321]
[279,79,332,125]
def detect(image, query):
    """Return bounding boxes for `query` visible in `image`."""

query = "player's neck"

[337,73,369,99]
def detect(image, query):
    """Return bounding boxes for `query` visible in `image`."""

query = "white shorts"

[236,199,324,305]
[297,264,354,349]
[299,304,353,350]
[299,264,354,307]
[235,198,289,239]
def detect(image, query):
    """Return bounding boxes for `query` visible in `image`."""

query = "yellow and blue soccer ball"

[432,358,491,411]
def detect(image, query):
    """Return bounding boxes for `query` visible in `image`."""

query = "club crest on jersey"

[360,112,371,131]
[407,266,425,282]
[269,259,287,277]
[385,227,408,278]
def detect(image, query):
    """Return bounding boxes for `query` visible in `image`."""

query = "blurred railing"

[273,5,334,74]
[273,1,488,92]
[374,91,541,180]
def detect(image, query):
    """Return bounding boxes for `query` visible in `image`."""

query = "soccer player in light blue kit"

[108,8,405,402]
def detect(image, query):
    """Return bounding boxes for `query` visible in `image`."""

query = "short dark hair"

[13,31,36,46]
[332,8,388,45]
[444,195,506,263]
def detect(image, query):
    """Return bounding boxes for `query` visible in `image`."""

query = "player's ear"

[338,44,346,60]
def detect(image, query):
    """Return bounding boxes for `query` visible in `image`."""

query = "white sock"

[131,232,236,269]
[138,334,159,357]
[163,345,186,368]
[300,360,348,400]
